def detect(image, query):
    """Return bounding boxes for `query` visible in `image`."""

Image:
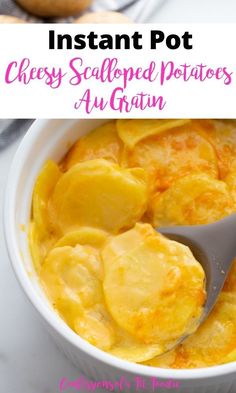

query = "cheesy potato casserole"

[30,119,236,368]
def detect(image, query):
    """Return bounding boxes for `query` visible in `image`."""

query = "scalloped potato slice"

[50,159,148,234]
[195,119,236,179]
[74,303,163,361]
[29,221,58,273]
[63,121,123,170]
[30,160,62,270]
[55,227,108,248]
[145,292,236,368]
[28,222,42,273]
[40,245,102,310]
[102,223,206,350]
[54,228,109,279]
[40,244,166,360]
[109,340,163,363]
[125,127,218,192]
[151,174,234,227]
[117,119,191,148]
[172,292,236,368]
[225,167,236,206]
[143,349,177,368]
[40,245,117,351]
[74,307,116,351]
[222,348,236,364]
[222,259,236,293]
[32,160,61,236]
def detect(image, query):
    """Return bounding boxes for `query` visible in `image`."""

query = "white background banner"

[0,24,235,118]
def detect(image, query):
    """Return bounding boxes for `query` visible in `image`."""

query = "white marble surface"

[1,1,236,392]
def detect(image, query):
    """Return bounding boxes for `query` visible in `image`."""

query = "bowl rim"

[4,118,236,381]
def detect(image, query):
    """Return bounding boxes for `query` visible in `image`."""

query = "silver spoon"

[159,213,236,341]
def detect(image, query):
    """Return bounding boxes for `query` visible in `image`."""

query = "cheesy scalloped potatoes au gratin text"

[30,119,236,368]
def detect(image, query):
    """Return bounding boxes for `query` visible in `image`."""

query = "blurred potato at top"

[16,0,92,17]
[0,15,26,23]
[151,174,234,227]
[125,123,218,193]
[75,11,132,24]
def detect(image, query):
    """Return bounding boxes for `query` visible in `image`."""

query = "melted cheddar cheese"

[30,119,236,368]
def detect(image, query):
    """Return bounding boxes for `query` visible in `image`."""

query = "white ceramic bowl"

[4,119,236,393]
